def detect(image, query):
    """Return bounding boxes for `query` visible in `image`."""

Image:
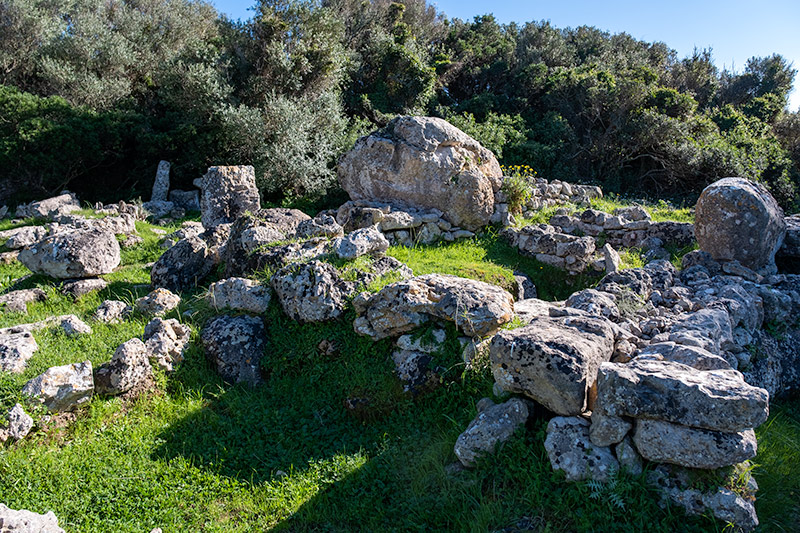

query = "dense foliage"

[1,0,799,209]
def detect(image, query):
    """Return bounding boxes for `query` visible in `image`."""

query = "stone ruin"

[3,116,800,531]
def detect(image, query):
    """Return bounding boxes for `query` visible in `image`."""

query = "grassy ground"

[0,207,798,532]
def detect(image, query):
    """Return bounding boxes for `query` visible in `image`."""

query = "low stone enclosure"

[2,116,800,531]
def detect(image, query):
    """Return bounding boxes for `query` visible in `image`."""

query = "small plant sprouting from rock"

[501,165,537,215]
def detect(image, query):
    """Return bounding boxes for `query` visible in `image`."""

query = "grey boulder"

[19,228,120,279]
[333,226,389,260]
[202,315,266,386]
[150,236,214,291]
[208,277,271,314]
[0,332,39,373]
[272,261,351,322]
[544,416,618,482]
[454,398,529,467]
[95,339,152,396]
[200,165,261,228]
[0,504,65,533]
[22,361,94,413]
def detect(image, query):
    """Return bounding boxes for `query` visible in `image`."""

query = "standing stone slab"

[633,419,757,469]
[201,165,261,228]
[18,228,120,278]
[490,316,615,415]
[202,315,266,386]
[22,361,94,413]
[454,398,529,467]
[338,116,502,231]
[695,177,785,275]
[150,160,171,202]
[596,359,769,432]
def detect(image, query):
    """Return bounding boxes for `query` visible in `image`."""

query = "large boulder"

[207,277,271,314]
[596,359,769,432]
[19,228,120,278]
[338,116,502,231]
[491,316,616,415]
[150,236,214,291]
[22,361,94,413]
[143,317,191,372]
[16,192,80,219]
[632,419,757,469]
[202,315,266,386]
[695,177,785,275]
[454,398,529,467]
[354,274,514,339]
[271,261,351,322]
[333,226,389,260]
[200,165,261,228]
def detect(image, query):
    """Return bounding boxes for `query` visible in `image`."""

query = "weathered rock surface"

[633,419,757,469]
[695,177,785,275]
[62,278,108,300]
[635,342,731,371]
[200,165,261,228]
[354,274,514,339]
[0,504,66,533]
[333,226,389,260]
[0,332,39,373]
[491,316,615,415]
[16,192,80,220]
[150,236,214,291]
[208,277,271,314]
[338,116,502,231]
[296,214,344,240]
[19,228,120,279]
[202,315,266,385]
[4,225,48,250]
[169,189,200,211]
[272,261,351,322]
[589,411,632,447]
[596,359,769,432]
[0,315,90,337]
[454,398,529,467]
[566,289,619,321]
[95,339,152,396]
[544,416,618,482]
[93,300,132,323]
[151,160,171,202]
[0,288,47,314]
[615,436,643,475]
[22,361,94,413]
[135,288,181,316]
[0,403,34,443]
[144,318,190,372]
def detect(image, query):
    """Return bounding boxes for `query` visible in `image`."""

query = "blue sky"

[213,0,800,111]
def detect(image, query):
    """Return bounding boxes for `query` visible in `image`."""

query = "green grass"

[0,215,797,532]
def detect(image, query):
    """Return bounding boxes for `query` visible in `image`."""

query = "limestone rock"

[144,318,190,372]
[602,243,621,274]
[208,277,271,314]
[0,288,47,314]
[200,165,261,228]
[333,226,389,260]
[335,202,386,232]
[633,419,757,469]
[544,416,618,482]
[589,411,632,447]
[62,278,108,300]
[150,236,214,291]
[95,339,152,396]
[0,332,39,373]
[296,214,344,239]
[512,271,537,301]
[454,398,529,467]
[169,189,201,211]
[596,359,769,432]
[16,192,80,220]
[615,436,643,475]
[160,222,204,250]
[19,228,120,278]
[0,504,65,533]
[4,225,48,250]
[22,361,94,413]
[93,300,132,323]
[151,160,171,202]
[566,289,619,321]
[635,342,731,371]
[1,403,34,443]
[338,116,502,231]
[202,315,266,386]
[695,177,785,275]
[135,288,181,317]
[272,261,351,322]
[58,315,92,336]
[354,274,514,339]
[491,315,615,415]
